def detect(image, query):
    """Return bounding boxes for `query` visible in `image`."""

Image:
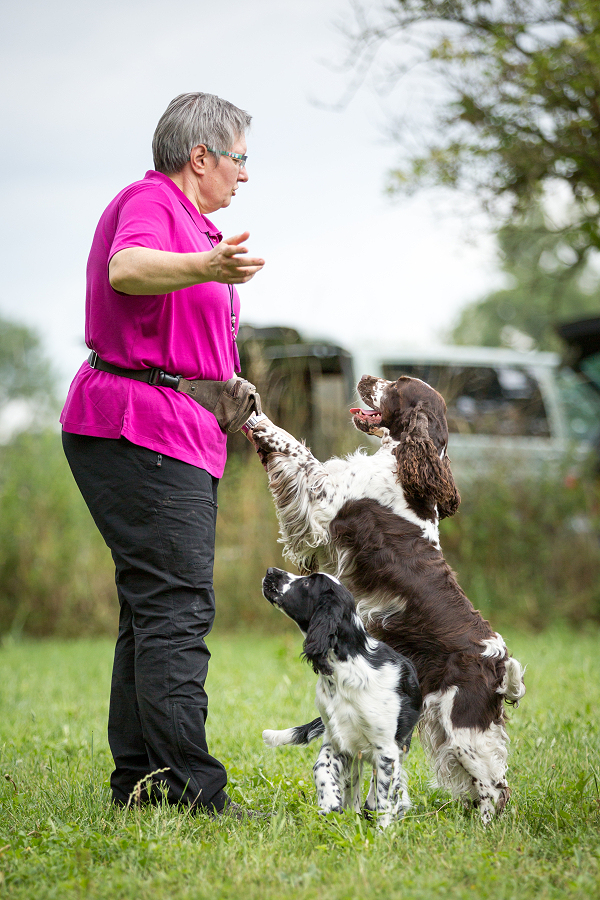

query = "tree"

[346,1,600,265]
[449,206,600,350]
[0,314,57,415]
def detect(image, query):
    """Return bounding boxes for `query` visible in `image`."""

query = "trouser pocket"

[155,493,218,579]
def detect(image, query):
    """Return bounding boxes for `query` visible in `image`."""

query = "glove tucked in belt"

[87,351,262,434]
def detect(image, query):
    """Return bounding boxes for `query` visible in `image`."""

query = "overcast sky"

[1,0,502,392]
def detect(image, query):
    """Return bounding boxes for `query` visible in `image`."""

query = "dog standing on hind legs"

[251,374,526,824]
[261,567,422,827]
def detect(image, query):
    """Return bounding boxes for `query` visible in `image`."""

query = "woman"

[61,92,264,816]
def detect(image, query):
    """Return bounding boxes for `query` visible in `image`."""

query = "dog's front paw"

[247,420,277,466]
[251,422,299,459]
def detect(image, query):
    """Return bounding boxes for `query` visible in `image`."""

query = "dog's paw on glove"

[194,375,262,432]
[244,418,274,466]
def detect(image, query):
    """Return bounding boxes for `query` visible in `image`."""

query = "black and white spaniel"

[251,375,526,824]
[262,567,421,827]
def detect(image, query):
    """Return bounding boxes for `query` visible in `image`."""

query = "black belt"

[87,351,262,433]
[88,351,184,390]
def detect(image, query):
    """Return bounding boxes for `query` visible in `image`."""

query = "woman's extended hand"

[206,232,265,284]
[108,235,264,295]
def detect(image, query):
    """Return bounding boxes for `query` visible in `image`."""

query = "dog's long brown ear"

[394,404,461,519]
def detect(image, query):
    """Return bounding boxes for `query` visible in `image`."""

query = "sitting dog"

[262,567,422,827]
[251,375,526,824]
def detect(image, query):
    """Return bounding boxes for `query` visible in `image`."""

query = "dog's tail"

[263,717,324,747]
[498,657,526,706]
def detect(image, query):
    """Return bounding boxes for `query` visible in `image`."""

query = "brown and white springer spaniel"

[251,375,525,824]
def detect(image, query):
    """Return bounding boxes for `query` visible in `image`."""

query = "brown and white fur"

[251,375,525,824]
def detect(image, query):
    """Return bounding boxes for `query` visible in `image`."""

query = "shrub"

[1,430,600,637]
[442,461,600,629]
[0,429,115,637]
[0,431,289,637]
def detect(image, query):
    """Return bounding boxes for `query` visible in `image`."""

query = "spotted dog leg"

[454,744,510,825]
[341,755,364,812]
[250,420,311,463]
[313,743,346,814]
[250,418,333,571]
[372,747,411,829]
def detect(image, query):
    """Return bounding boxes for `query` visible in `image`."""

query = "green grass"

[1,627,599,900]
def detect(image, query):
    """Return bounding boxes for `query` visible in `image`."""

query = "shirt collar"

[144,170,223,240]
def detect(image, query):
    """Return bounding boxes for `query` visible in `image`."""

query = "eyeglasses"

[206,148,247,168]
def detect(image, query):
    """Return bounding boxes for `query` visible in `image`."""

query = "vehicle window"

[381,364,550,437]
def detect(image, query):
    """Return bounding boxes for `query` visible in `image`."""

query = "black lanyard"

[177,201,238,345]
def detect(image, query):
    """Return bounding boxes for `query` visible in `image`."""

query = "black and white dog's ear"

[394,404,461,519]
[302,583,347,676]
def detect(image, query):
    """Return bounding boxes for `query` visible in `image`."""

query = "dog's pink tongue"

[350,408,379,417]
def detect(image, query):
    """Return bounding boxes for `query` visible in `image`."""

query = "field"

[1,627,599,900]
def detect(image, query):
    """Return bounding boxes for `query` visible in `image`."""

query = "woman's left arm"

[109,232,264,295]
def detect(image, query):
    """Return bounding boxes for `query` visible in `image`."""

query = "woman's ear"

[394,405,461,519]
[189,144,208,174]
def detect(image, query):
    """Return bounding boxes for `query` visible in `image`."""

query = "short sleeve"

[109,185,177,260]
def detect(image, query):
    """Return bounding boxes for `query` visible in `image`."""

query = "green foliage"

[351,1,600,260]
[1,430,600,637]
[0,630,599,899]
[0,432,289,638]
[0,430,115,638]
[442,459,600,629]
[0,314,56,412]
[213,452,290,630]
[449,206,600,349]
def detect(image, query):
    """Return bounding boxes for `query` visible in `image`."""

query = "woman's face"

[201,136,248,213]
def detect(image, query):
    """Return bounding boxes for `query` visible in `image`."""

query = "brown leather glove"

[186,375,262,433]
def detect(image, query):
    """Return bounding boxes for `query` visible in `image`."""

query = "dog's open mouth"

[350,407,382,432]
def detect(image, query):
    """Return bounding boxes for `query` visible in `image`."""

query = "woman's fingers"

[223,231,251,246]
[226,265,265,283]
[222,245,265,268]
[206,233,264,283]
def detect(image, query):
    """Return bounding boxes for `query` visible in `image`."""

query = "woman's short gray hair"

[152,92,252,174]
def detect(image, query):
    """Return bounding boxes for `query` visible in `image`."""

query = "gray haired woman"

[61,93,264,818]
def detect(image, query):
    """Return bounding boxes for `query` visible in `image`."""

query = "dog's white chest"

[315,658,401,762]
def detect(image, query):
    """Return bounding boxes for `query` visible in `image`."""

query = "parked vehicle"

[349,342,600,478]
[557,315,600,394]
[236,325,600,476]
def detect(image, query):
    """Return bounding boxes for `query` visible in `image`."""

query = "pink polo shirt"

[60,170,241,478]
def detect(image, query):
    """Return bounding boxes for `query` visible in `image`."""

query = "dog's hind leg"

[313,743,346,814]
[421,687,510,824]
[449,726,510,825]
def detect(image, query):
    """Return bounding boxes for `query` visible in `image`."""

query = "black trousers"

[62,432,228,811]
